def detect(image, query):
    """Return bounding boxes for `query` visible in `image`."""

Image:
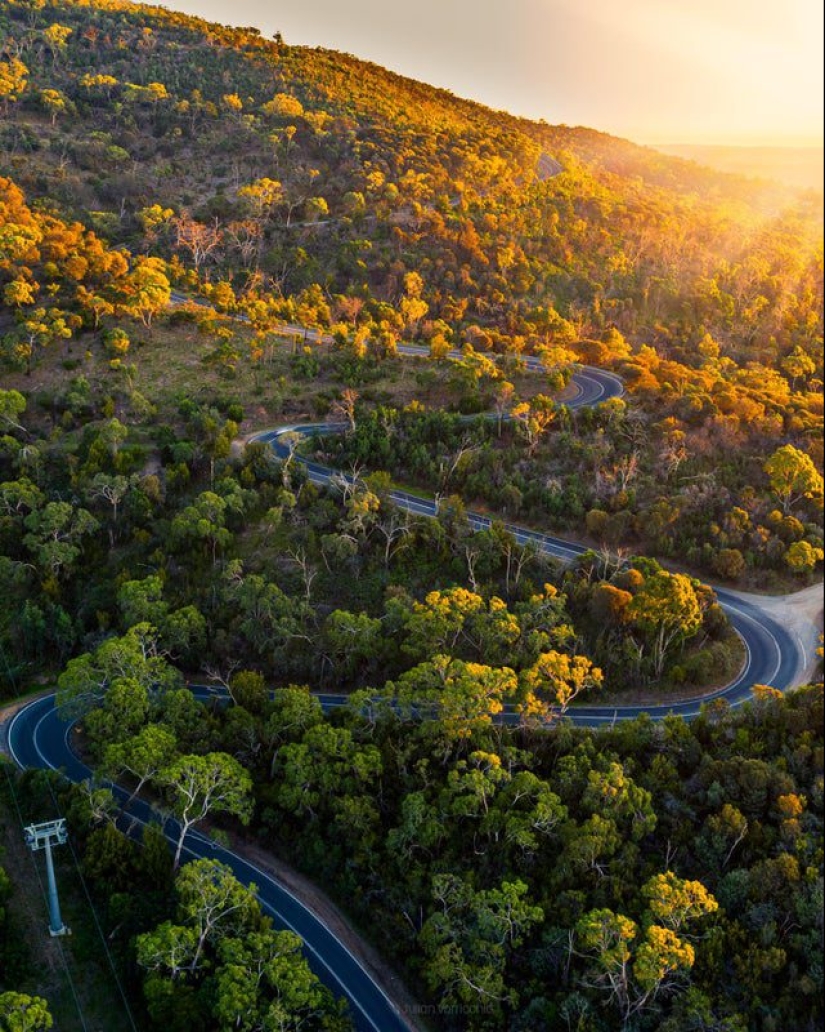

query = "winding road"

[6,692,411,1032]
[6,360,818,1031]
[249,364,806,719]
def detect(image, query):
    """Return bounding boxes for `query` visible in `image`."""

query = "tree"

[83,676,150,751]
[0,993,52,1032]
[15,307,75,370]
[103,327,130,356]
[174,859,258,972]
[562,813,622,878]
[23,501,98,581]
[221,567,315,674]
[57,623,180,718]
[76,286,115,329]
[88,473,130,543]
[137,858,258,978]
[158,753,253,868]
[641,872,719,932]
[632,926,694,1000]
[103,724,178,807]
[42,23,73,66]
[117,575,167,628]
[575,910,695,1026]
[374,504,413,568]
[575,909,637,1016]
[274,724,382,821]
[419,875,542,1016]
[305,195,329,223]
[781,346,816,389]
[238,178,284,224]
[475,766,568,863]
[171,491,232,566]
[492,380,515,435]
[394,587,486,661]
[387,655,518,743]
[214,928,339,1032]
[590,582,633,624]
[784,540,824,573]
[511,394,557,455]
[399,271,429,336]
[120,257,171,327]
[173,213,223,270]
[79,73,119,98]
[227,669,268,713]
[320,610,382,683]
[582,762,657,842]
[125,80,169,108]
[519,651,603,721]
[38,89,66,126]
[3,279,38,309]
[163,606,207,666]
[137,863,340,1030]
[0,478,43,520]
[627,572,703,678]
[713,547,746,581]
[138,203,175,239]
[764,445,823,514]
[0,59,28,110]
[537,342,577,387]
[0,390,27,434]
[331,388,359,433]
[136,922,198,980]
[262,687,323,776]
[574,872,717,1026]
[394,586,522,664]
[263,92,304,118]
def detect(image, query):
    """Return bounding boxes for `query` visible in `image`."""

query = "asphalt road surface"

[249,407,802,711]
[7,694,412,1032]
[6,359,807,1031]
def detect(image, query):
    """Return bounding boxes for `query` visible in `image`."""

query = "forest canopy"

[0,2,822,1031]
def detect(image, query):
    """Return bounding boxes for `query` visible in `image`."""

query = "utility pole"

[24,819,70,937]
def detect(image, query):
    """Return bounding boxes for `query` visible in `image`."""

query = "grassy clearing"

[3,307,557,441]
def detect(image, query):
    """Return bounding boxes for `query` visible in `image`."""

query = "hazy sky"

[134,0,823,145]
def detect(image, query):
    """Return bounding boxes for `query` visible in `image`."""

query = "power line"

[44,777,141,1032]
[2,763,89,1032]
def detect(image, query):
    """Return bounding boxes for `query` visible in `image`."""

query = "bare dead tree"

[202,660,242,703]
[464,540,482,592]
[439,437,480,490]
[285,547,317,602]
[173,213,223,269]
[375,507,412,567]
[331,388,359,433]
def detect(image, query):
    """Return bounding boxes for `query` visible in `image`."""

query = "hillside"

[1,0,822,587]
[1,0,821,357]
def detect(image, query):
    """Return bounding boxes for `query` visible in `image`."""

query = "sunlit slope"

[0,0,821,366]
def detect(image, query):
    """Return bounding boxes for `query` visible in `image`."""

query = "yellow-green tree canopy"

[262,92,304,118]
[764,444,824,514]
[627,571,703,678]
[0,992,53,1031]
[0,58,28,105]
[519,650,603,720]
[39,88,67,125]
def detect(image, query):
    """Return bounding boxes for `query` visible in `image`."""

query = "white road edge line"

[19,697,411,1032]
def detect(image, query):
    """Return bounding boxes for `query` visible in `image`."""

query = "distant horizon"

[649,140,824,192]
[645,140,824,150]
[129,0,824,150]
